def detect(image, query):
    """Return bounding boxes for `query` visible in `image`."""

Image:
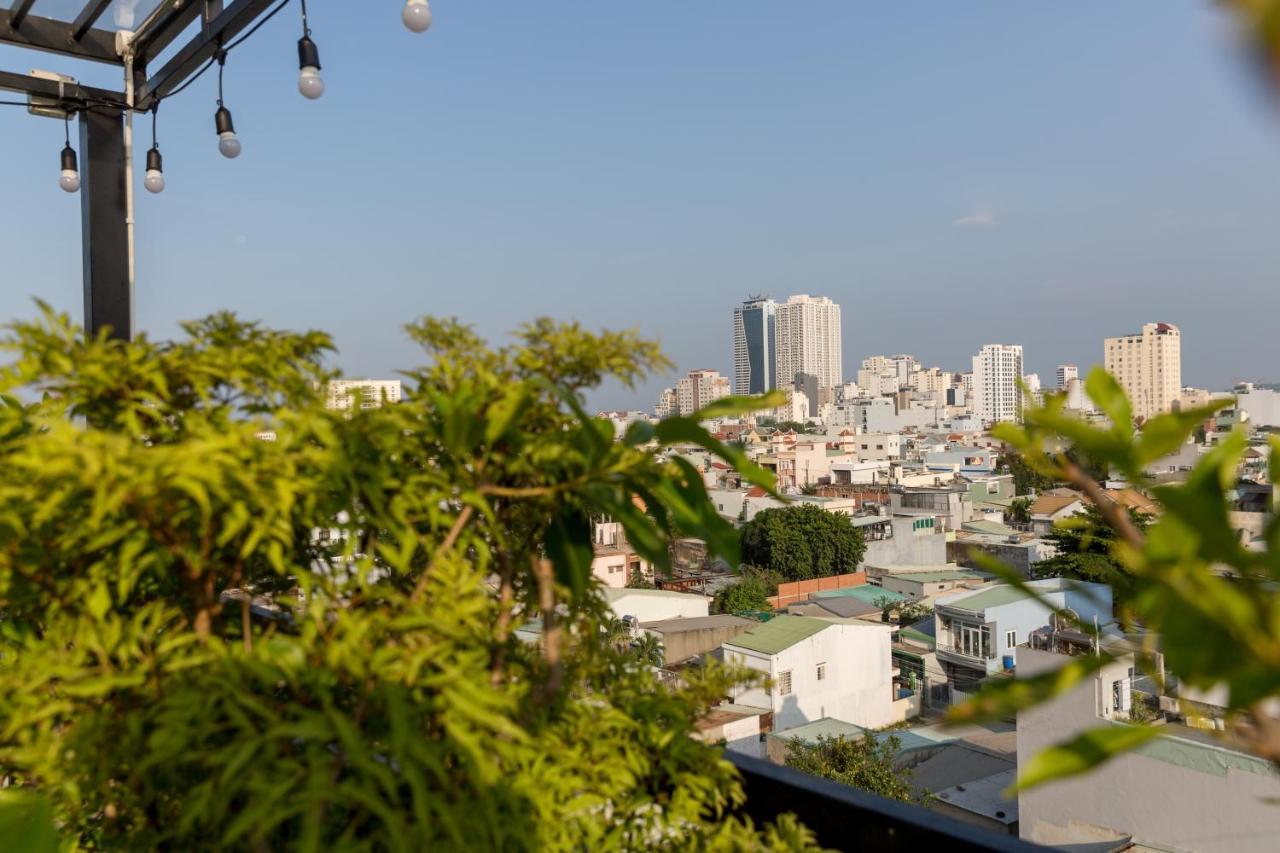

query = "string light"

[403,0,433,34]
[213,51,242,159]
[59,112,80,193]
[144,107,165,193]
[296,0,324,100]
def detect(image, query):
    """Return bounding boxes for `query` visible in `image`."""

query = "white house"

[723,614,895,732]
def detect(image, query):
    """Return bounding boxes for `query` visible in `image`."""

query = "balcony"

[729,752,1043,851]
[935,642,991,669]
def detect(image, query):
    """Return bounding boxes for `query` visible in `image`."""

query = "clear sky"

[3,1,1280,410]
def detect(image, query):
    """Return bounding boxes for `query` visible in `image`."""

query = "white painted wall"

[605,590,710,623]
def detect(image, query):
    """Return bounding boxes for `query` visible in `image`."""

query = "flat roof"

[937,577,1095,612]
[887,570,992,584]
[813,585,906,604]
[849,515,893,527]
[602,587,709,602]
[641,614,753,632]
[933,769,1018,825]
[725,614,831,655]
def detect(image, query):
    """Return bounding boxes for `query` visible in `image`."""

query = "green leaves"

[545,509,594,601]
[1014,725,1162,792]
[0,792,59,853]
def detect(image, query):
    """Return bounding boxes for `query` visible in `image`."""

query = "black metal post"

[79,107,131,341]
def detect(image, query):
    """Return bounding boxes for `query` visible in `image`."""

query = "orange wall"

[767,571,867,609]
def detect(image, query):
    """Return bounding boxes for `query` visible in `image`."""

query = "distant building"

[1055,363,1078,389]
[1233,382,1280,427]
[655,388,678,419]
[971,344,1024,426]
[325,379,402,411]
[774,295,843,391]
[732,296,777,395]
[1104,322,1181,421]
[675,369,731,416]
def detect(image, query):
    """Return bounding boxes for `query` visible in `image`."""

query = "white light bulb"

[59,169,80,193]
[298,66,325,100]
[218,132,242,159]
[403,0,432,33]
[144,169,165,194]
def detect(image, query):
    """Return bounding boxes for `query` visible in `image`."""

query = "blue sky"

[2,1,1279,409]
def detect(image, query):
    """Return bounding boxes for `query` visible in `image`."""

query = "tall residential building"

[774,294,843,391]
[659,369,731,418]
[325,379,403,411]
[732,297,777,395]
[1056,364,1078,389]
[1103,322,1181,421]
[971,344,1024,426]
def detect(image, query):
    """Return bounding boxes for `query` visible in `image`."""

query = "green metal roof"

[813,585,906,604]
[768,717,866,744]
[898,626,937,648]
[725,614,831,654]
[937,584,1030,611]
[890,570,991,584]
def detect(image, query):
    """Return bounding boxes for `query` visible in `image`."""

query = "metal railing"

[728,752,1044,851]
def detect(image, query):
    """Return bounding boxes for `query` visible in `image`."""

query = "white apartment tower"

[1056,364,1078,389]
[325,380,403,411]
[971,344,1024,426]
[774,295,843,392]
[1104,323,1181,421]
[674,369,731,416]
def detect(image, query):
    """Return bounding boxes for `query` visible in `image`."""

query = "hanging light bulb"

[403,0,433,33]
[213,51,242,158]
[296,0,324,99]
[215,107,241,158]
[144,107,165,193]
[144,147,165,194]
[58,114,79,193]
[59,143,80,193]
[297,37,324,99]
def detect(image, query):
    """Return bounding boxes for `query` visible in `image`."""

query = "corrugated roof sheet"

[813,585,906,604]
[769,717,866,744]
[891,570,991,584]
[724,614,831,654]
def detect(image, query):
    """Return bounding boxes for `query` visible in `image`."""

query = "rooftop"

[725,614,832,655]
[768,717,866,745]
[937,577,1099,612]
[813,585,906,604]
[602,587,709,602]
[641,614,753,633]
[884,570,992,585]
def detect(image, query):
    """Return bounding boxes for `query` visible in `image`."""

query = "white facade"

[325,379,403,411]
[1104,322,1181,421]
[655,388,677,419]
[971,344,1024,426]
[603,588,710,623]
[1233,382,1280,427]
[774,295,843,391]
[1056,363,1078,389]
[675,369,731,416]
[724,616,896,732]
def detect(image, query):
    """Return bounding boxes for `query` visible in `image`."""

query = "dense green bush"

[0,307,813,851]
[739,506,866,582]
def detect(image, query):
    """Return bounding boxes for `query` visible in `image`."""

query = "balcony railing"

[935,642,991,667]
[728,752,1044,851]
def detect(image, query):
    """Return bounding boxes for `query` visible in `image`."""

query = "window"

[1005,629,1016,648]
[816,663,826,682]
[778,670,793,695]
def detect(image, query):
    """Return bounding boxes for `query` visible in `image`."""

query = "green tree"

[998,452,1060,496]
[1033,502,1152,595]
[0,307,816,851]
[1008,496,1033,524]
[625,566,656,589]
[784,733,917,803]
[740,505,866,581]
[712,568,782,614]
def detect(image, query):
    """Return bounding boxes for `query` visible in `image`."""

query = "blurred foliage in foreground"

[951,367,1280,790]
[0,307,814,851]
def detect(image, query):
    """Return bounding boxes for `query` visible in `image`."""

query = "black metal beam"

[135,0,276,110]
[728,752,1044,852]
[79,107,132,341]
[0,68,123,103]
[0,9,123,65]
[71,0,114,41]
[133,1,202,67]
[9,0,35,30]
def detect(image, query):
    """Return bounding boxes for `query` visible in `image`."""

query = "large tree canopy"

[740,505,866,581]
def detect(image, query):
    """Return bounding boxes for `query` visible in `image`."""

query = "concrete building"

[732,296,777,395]
[603,587,710,624]
[1016,644,1280,852]
[774,294,843,391]
[590,517,654,589]
[325,379,403,411]
[933,579,1112,697]
[1233,382,1280,427]
[1055,363,1078,389]
[655,387,677,419]
[971,344,1024,426]
[641,614,755,665]
[1104,322,1181,421]
[724,614,896,731]
[675,369,731,416]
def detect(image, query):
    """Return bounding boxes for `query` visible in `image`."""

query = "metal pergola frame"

[1,0,282,339]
